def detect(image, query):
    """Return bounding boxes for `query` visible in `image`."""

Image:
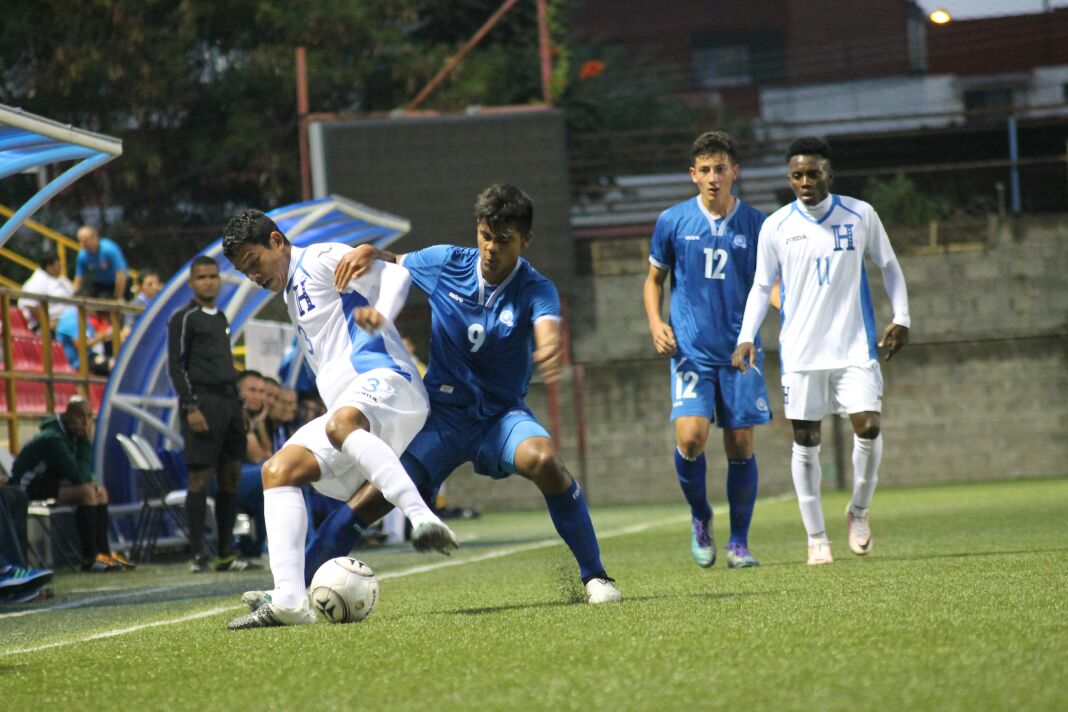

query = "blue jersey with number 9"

[400,246,560,419]
[649,197,766,367]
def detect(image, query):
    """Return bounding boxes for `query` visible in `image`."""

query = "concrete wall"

[441,213,1067,511]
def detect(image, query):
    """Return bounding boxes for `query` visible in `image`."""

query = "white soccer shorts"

[781,360,884,421]
[286,368,429,501]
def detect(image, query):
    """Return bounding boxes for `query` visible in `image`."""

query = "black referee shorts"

[181,390,247,469]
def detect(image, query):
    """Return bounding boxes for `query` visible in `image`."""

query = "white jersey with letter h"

[745,195,900,372]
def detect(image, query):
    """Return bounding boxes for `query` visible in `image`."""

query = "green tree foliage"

[863,173,952,229]
[0,0,554,272]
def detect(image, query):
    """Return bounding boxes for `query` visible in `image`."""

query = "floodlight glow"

[929,9,952,24]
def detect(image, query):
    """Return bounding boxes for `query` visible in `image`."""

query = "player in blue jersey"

[642,131,772,569]
[302,184,621,604]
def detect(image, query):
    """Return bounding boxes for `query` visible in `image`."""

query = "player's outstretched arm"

[333,244,401,290]
[533,317,564,384]
[643,263,677,355]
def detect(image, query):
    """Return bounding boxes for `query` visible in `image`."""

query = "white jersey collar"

[695,195,740,236]
[477,258,522,308]
[794,194,838,224]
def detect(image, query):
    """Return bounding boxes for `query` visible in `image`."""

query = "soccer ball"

[308,557,379,623]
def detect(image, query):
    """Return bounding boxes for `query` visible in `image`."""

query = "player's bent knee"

[677,435,705,459]
[856,423,881,439]
[516,439,567,489]
[324,407,371,450]
[261,456,298,489]
[723,428,754,459]
[793,430,821,447]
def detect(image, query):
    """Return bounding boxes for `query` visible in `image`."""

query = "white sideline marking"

[0,580,215,620]
[2,495,793,655]
[4,606,235,656]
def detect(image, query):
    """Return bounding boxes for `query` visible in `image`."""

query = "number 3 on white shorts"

[675,371,698,400]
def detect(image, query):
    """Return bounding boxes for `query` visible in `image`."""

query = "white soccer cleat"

[807,538,834,565]
[846,507,873,556]
[242,590,268,611]
[584,577,622,604]
[411,521,459,555]
[228,596,317,629]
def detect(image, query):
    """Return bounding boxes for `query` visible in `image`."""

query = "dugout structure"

[308,107,575,295]
[95,197,410,504]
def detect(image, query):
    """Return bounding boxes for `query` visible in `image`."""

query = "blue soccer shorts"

[669,353,772,428]
[401,404,551,496]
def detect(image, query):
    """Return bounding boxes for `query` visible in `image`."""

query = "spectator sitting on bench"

[9,398,132,572]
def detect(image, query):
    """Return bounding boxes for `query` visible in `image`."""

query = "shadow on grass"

[437,589,773,617]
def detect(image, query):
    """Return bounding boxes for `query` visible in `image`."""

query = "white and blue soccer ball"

[308,557,379,623]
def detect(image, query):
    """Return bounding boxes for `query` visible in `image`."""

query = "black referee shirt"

[167,301,239,411]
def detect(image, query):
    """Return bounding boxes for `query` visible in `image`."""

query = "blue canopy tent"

[0,103,123,247]
[94,196,411,503]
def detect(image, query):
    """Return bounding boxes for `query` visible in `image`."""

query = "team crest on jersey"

[499,309,515,327]
[732,234,748,249]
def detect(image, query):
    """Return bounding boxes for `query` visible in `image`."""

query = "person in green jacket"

[11,398,131,571]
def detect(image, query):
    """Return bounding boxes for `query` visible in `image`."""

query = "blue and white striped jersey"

[284,243,421,409]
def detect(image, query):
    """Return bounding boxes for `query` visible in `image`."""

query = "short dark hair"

[222,209,289,261]
[691,131,738,164]
[786,136,833,163]
[474,184,533,237]
[237,369,264,385]
[190,255,218,272]
[136,269,161,286]
[40,252,60,269]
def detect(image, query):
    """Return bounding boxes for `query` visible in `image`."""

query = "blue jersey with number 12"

[400,245,560,419]
[649,197,766,367]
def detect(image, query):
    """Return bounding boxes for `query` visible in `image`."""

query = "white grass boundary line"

[5,606,235,656]
[2,494,794,655]
[0,580,221,620]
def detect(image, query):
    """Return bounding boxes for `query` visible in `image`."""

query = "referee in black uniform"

[167,255,256,572]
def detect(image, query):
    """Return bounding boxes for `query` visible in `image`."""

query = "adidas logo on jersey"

[448,292,465,304]
[684,235,702,241]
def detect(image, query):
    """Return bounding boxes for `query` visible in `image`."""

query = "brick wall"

[441,214,1068,510]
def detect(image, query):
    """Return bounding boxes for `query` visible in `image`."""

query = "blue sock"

[543,479,604,581]
[303,505,368,586]
[726,455,759,546]
[675,449,712,523]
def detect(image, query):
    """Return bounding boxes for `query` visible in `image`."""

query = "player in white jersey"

[732,137,910,565]
[220,209,457,629]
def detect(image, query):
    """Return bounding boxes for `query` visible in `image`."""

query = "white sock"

[850,434,883,514]
[263,486,308,609]
[341,429,439,527]
[791,442,826,542]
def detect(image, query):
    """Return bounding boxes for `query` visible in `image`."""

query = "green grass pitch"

[2,478,1066,711]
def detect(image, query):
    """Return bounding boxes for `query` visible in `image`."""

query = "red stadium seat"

[89,383,105,411]
[7,307,34,336]
[0,381,49,415]
[49,341,76,373]
[11,335,44,370]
